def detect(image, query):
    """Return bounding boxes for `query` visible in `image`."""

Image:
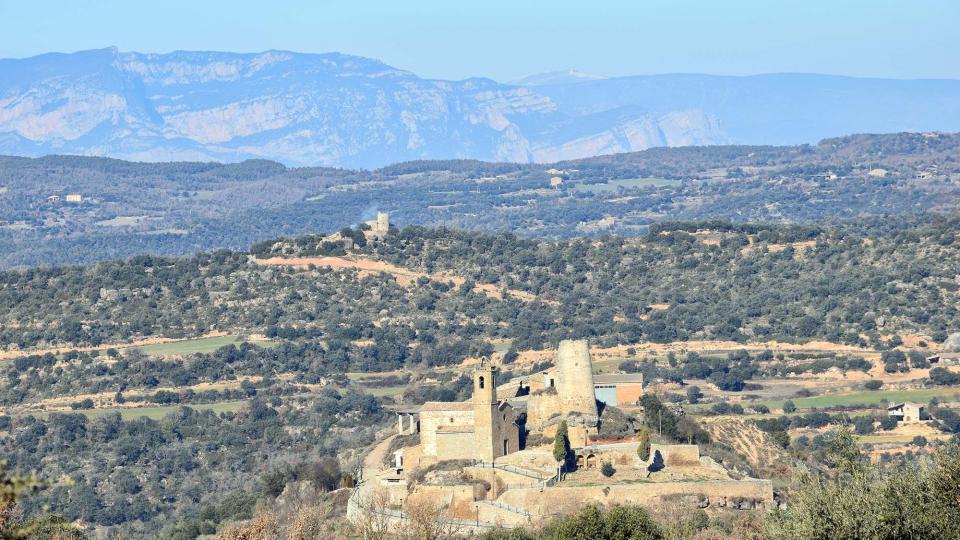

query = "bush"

[879,416,899,431]
[864,380,883,390]
[600,461,616,477]
[909,351,931,369]
[771,430,790,449]
[930,367,960,386]
[854,416,876,435]
[70,398,95,410]
[541,504,663,540]
[783,400,797,413]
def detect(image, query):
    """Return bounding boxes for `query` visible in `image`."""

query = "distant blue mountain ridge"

[1,48,958,168]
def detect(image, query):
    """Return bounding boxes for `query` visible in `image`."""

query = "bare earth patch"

[256,255,541,303]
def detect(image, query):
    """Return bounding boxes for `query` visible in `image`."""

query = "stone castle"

[320,211,391,250]
[349,339,774,532]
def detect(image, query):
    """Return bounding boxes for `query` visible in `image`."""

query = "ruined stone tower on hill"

[556,339,598,418]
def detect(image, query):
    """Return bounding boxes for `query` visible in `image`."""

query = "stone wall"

[409,484,484,519]
[527,392,561,428]
[420,409,474,457]
[498,448,558,475]
[465,467,538,498]
[651,444,701,466]
[436,430,476,460]
[497,479,775,520]
[495,405,521,458]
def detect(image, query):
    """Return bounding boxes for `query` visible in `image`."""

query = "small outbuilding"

[593,373,644,406]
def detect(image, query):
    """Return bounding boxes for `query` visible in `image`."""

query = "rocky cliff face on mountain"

[2,48,959,167]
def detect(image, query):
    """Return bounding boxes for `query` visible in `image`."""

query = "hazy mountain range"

[1,47,959,168]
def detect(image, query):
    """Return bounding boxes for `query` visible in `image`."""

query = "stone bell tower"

[473,358,498,462]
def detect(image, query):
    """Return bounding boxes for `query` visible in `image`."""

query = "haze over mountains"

[1,47,960,168]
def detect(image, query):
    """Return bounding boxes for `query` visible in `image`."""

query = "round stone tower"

[556,339,598,418]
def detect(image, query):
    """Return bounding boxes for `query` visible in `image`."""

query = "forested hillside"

[1,132,958,268]
[3,215,958,354]
[2,215,960,537]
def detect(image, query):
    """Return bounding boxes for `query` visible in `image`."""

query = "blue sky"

[1,0,957,81]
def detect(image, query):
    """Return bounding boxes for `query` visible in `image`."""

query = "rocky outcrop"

[4,49,959,167]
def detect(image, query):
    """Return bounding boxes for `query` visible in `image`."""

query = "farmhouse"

[888,402,924,423]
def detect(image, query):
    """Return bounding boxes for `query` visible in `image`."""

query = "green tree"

[783,400,797,413]
[637,428,651,461]
[553,421,570,470]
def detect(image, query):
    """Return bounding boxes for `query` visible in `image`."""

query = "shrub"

[864,380,883,390]
[541,504,663,540]
[771,430,790,449]
[854,416,876,435]
[783,400,797,413]
[70,398,94,410]
[600,461,616,477]
[879,416,899,431]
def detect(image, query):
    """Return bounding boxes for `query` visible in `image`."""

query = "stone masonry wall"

[497,479,774,520]
[420,409,474,457]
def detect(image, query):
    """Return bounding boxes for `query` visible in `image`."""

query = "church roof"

[420,401,473,412]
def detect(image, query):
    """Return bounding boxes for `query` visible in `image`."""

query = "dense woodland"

[3,213,957,355]
[1,132,958,267]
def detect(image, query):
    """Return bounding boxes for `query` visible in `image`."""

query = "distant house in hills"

[888,402,924,423]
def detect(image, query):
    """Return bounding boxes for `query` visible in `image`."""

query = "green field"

[759,388,960,411]
[135,335,275,356]
[30,400,246,421]
[857,433,950,445]
[573,177,679,194]
[367,386,408,397]
[346,370,405,381]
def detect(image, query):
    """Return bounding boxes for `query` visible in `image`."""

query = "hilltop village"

[348,340,773,531]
